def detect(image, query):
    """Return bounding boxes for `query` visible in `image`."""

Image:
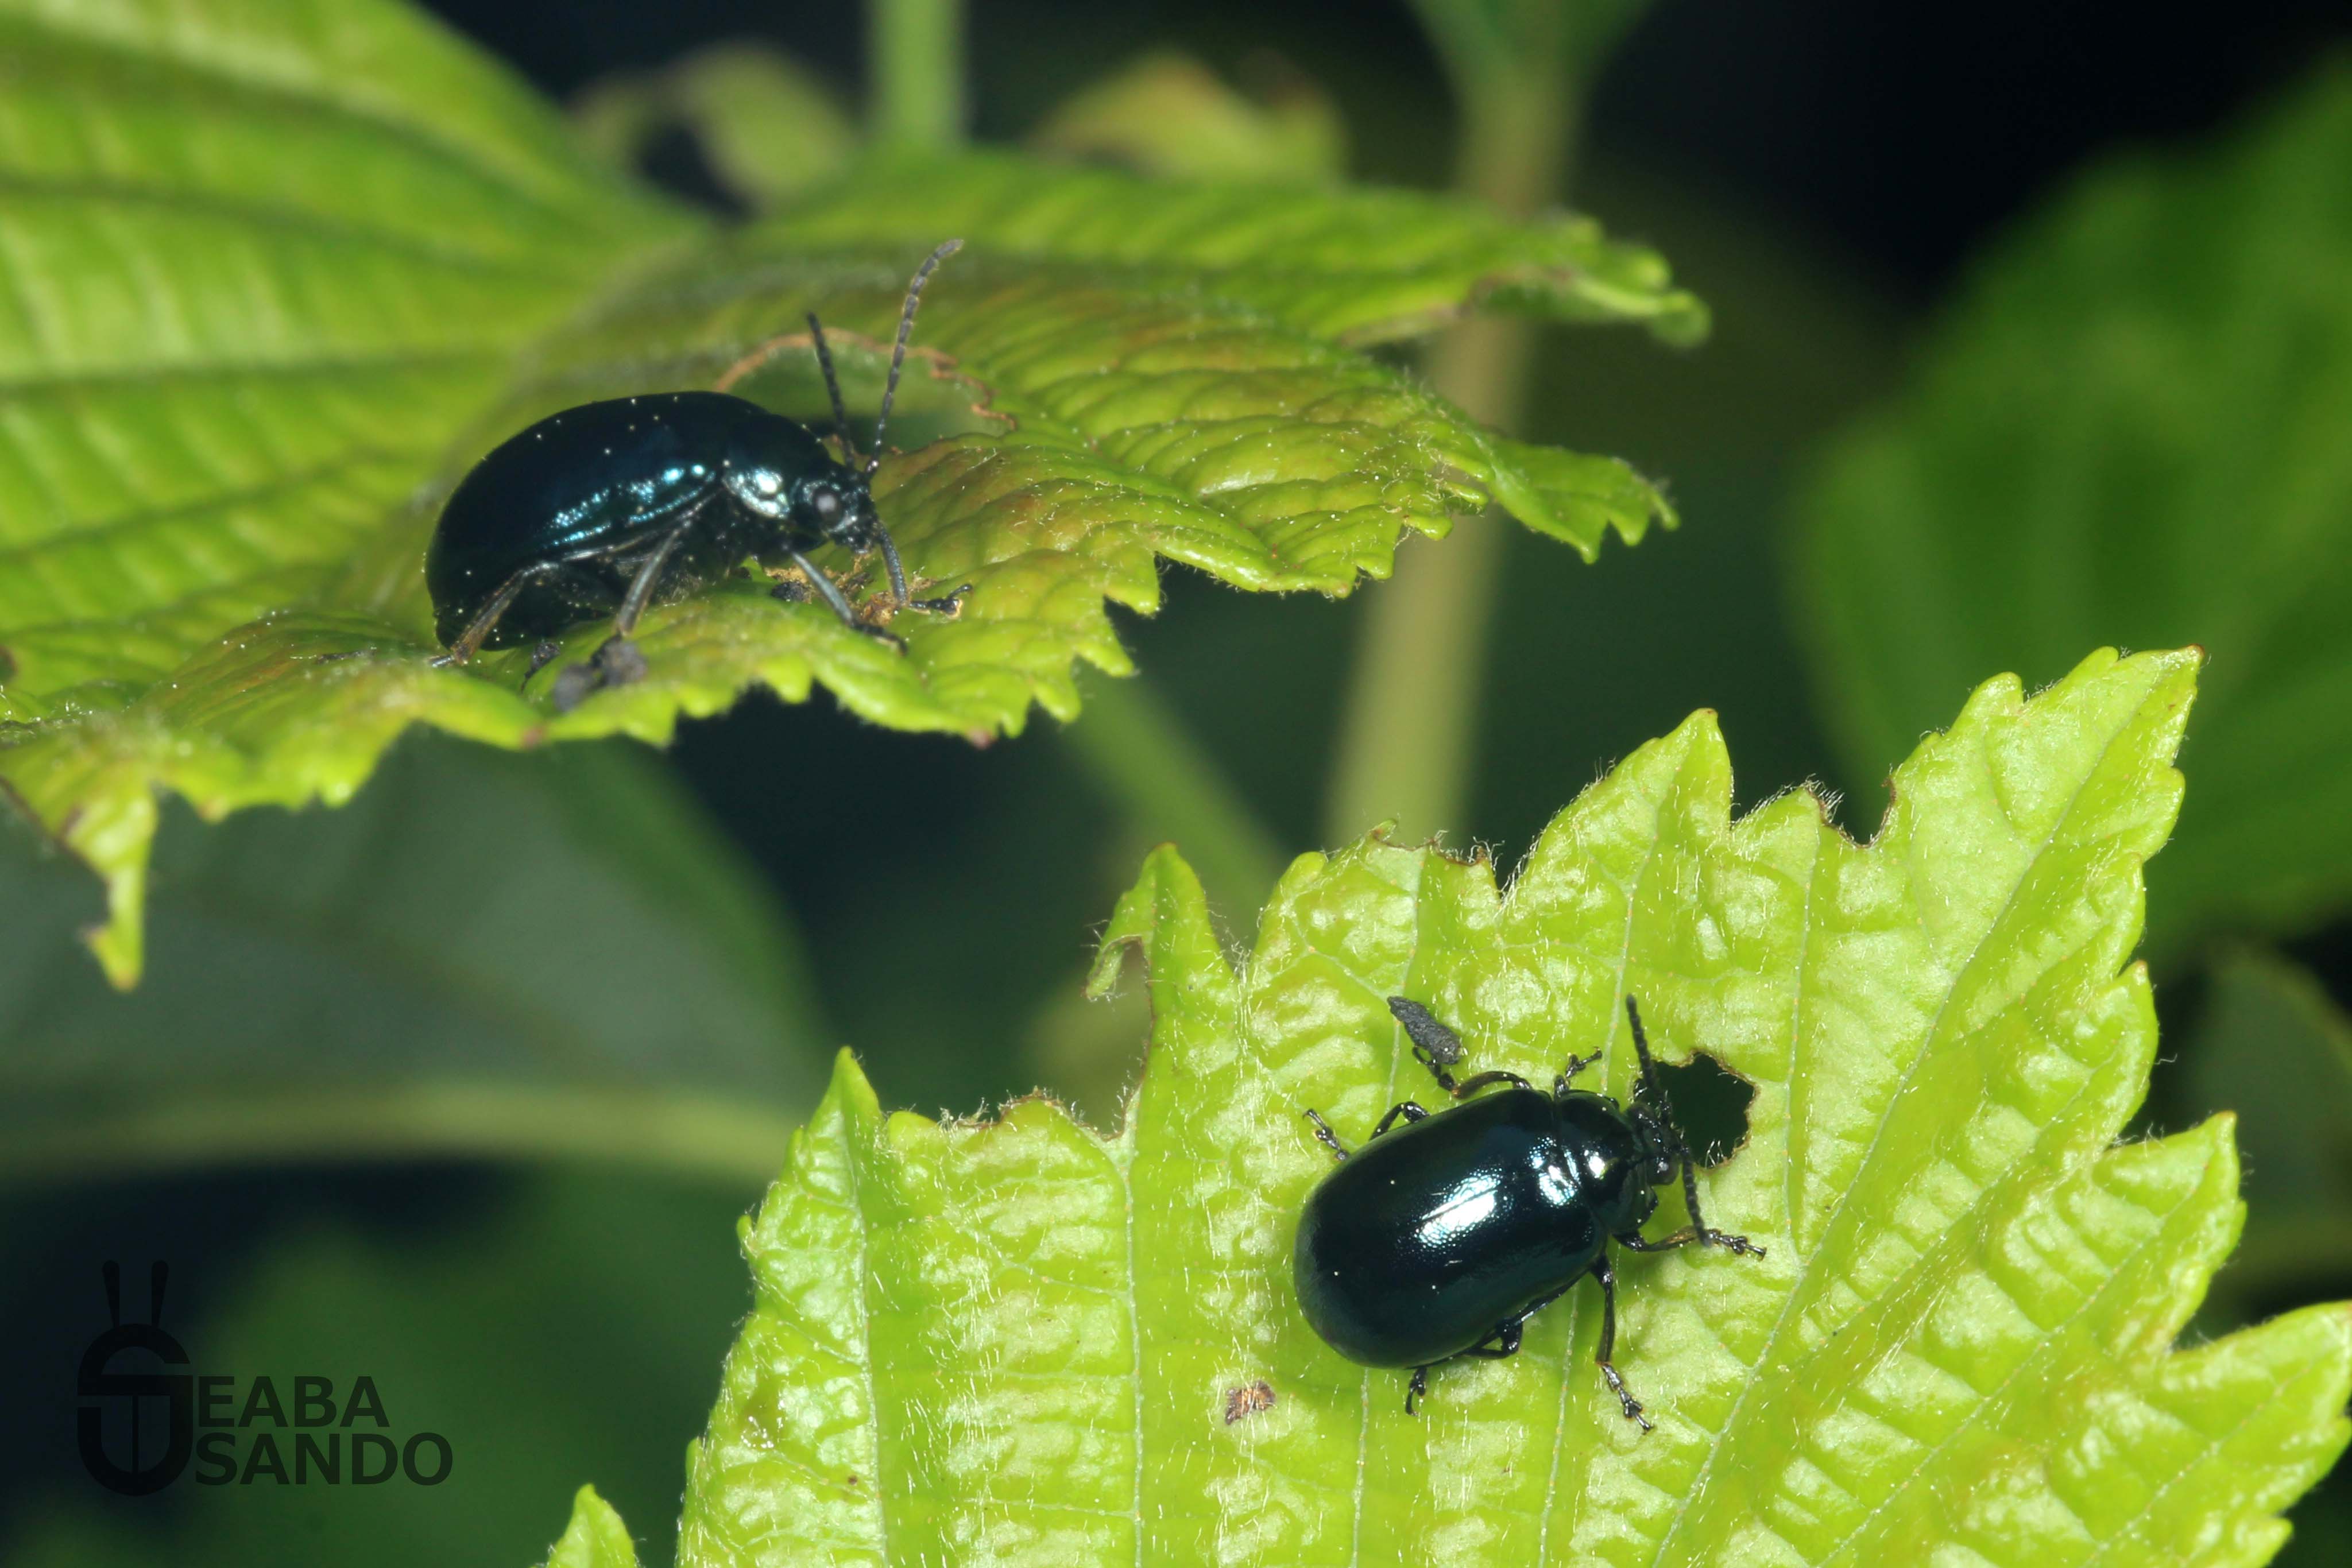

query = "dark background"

[8,2,2349,1563]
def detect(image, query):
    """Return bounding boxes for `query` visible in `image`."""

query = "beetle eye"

[811,488,841,520]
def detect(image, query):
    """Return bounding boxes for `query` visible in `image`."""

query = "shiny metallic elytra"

[1293,996,1764,1424]
[425,241,970,710]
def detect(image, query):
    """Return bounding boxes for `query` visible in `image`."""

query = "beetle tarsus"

[1405,1365,1429,1414]
[1707,1229,1766,1258]
[549,636,647,713]
[908,583,973,616]
[1303,1108,1349,1162]
[1593,1260,1653,1431]
[550,663,598,713]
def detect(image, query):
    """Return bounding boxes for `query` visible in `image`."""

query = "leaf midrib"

[1534,791,1672,1568]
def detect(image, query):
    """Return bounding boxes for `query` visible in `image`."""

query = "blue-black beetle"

[426,241,969,709]
[1294,994,1763,1421]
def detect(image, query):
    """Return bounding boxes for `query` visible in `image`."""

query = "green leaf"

[0,731,814,1186]
[773,150,1709,345]
[1793,63,2352,955]
[545,1488,643,1568]
[605,645,2351,1565]
[1028,51,1349,184]
[569,43,858,208]
[0,5,1698,986]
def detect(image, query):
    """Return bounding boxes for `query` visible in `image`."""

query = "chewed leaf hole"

[1653,1052,1754,1167]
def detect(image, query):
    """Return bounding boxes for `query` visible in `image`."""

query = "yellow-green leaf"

[582,645,2351,1566]
[0,1,1700,986]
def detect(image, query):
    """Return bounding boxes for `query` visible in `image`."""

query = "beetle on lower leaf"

[1294,994,1763,1422]
[424,240,972,712]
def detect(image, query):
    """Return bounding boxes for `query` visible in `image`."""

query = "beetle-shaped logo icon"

[77,1261,193,1496]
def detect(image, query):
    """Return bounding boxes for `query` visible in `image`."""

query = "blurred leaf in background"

[1028,50,1347,182]
[571,42,860,207]
[2189,951,2352,1328]
[1794,61,2352,959]
[2182,951,2352,1567]
[0,731,816,1187]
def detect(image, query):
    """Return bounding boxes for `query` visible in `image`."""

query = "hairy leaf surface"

[0,0,1697,984]
[1794,64,2352,953]
[603,646,2352,1566]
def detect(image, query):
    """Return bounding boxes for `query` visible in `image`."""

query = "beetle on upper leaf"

[425,241,970,711]
[1294,994,1765,1421]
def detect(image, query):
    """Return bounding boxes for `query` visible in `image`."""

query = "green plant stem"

[1322,78,1576,844]
[1058,675,1289,918]
[0,1086,798,1190]
[869,0,965,149]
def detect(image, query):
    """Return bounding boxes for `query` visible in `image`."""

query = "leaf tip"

[541,1483,639,1568]
[822,1046,883,1124]
[1090,842,1212,998]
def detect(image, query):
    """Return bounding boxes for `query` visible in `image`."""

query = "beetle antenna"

[868,238,963,477]
[805,311,859,470]
[1623,996,1666,1105]
[1623,994,1695,1170]
[1625,995,1750,1250]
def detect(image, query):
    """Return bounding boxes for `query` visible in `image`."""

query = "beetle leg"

[1302,1108,1349,1162]
[1460,1319,1527,1360]
[1370,1100,1432,1138]
[872,531,970,619]
[1618,1223,1765,1258]
[522,641,563,682]
[1452,1070,1534,1097]
[906,582,973,616]
[1461,1281,1569,1361]
[544,525,693,709]
[1405,1365,1429,1414]
[1592,1260,1652,1431]
[434,559,572,666]
[610,521,695,639]
[784,547,906,652]
[876,529,914,607]
[551,637,652,714]
[1554,1049,1604,1095]
[1387,996,1469,1095]
[1666,1133,1766,1256]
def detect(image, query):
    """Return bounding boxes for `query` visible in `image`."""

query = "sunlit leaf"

[1793,63,2352,954]
[569,645,2352,1566]
[0,1,1699,985]
[545,1489,641,1568]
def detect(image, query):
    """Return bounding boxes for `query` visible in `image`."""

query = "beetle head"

[1628,1102,1679,1189]
[794,471,882,552]
[1556,1092,1665,1237]
[1571,1109,1665,1241]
